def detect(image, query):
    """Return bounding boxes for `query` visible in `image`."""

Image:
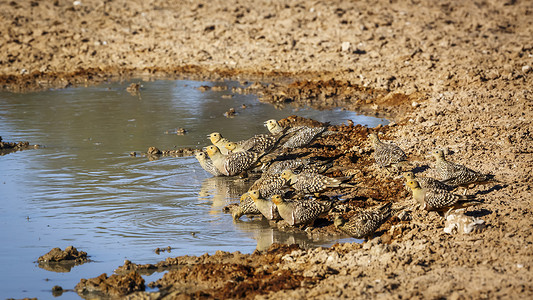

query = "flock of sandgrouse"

[194,119,496,240]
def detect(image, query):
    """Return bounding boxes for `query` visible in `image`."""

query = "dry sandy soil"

[1,0,532,299]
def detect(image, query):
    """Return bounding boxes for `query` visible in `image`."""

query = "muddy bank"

[1,0,532,299]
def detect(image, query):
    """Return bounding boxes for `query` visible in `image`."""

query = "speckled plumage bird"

[195,151,224,177]
[264,119,288,135]
[281,169,343,194]
[432,149,496,189]
[208,132,230,155]
[249,190,282,220]
[271,195,333,226]
[334,202,394,239]
[406,179,482,214]
[205,145,258,176]
[403,171,454,191]
[263,158,314,175]
[232,192,262,220]
[249,173,286,198]
[262,157,333,175]
[368,133,408,171]
[264,119,333,148]
[234,134,280,153]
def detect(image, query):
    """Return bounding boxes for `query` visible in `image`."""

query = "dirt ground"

[2,0,532,299]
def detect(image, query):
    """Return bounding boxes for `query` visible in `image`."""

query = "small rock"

[522,65,531,73]
[52,285,63,296]
[341,41,351,52]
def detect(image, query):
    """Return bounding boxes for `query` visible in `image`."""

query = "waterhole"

[0,79,387,298]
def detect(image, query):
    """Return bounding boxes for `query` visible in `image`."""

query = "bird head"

[208,132,222,144]
[264,119,279,133]
[232,207,244,220]
[249,190,261,201]
[195,151,207,161]
[205,145,220,158]
[406,180,421,190]
[333,215,346,227]
[280,170,295,181]
[402,171,415,181]
[225,141,238,152]
[432,149,445,160]
[270,194,284,205]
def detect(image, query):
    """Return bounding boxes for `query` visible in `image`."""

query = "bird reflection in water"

[231,216,328,251]
[198,176,252,215]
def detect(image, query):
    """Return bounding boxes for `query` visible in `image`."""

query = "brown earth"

[2,0,532,299]
[37,246,89,273]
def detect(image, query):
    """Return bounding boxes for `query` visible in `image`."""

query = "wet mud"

[0,136,39,156]
[2,0,532,299]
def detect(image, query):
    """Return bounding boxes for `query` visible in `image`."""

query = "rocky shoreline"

[2,0,531,298]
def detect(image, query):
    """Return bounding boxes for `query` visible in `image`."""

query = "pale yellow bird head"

[432,149,445,160]
[225,141,237,151]
[208,132,222,144]
[205,145,220,157]
[403,171,415,181]
[195,151,207,161]
[406,180,421,190]
[264,119,279,132]
[270,194,284,205]
[280,170,294,181]
[249,190,260,201]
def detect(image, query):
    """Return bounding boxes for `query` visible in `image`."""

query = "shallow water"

[0,79,387,299]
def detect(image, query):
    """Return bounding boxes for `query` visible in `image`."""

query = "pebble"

[522,65,531,73]
[341,41,351,52]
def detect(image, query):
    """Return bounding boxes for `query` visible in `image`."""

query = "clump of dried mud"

[1,0,532,299]
[38,246,87,263]
[75,271,145,298]
[37,246,89,273]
